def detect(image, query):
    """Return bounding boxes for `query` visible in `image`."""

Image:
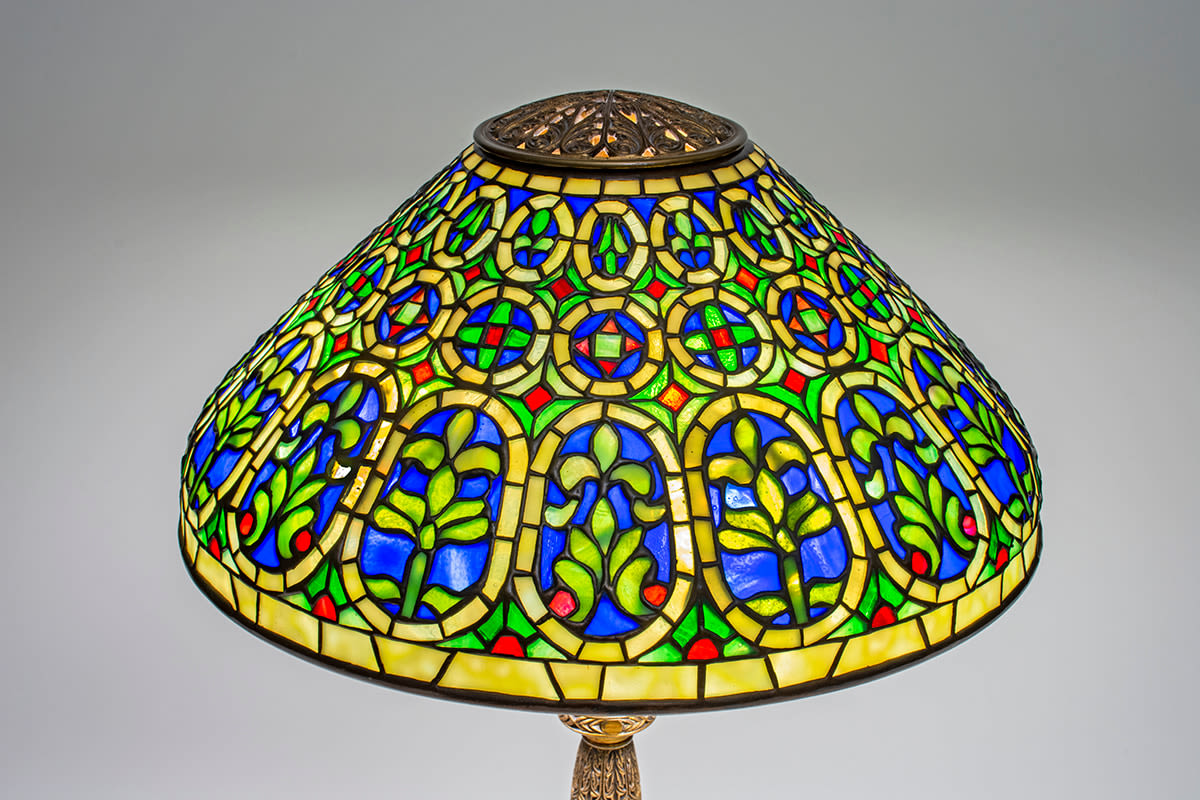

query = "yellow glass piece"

[194,546,235,608]
[376,638,448,682]
[439,653,558,700]
[955,575,1003,634]
[769,641,841,688]
[1002,553,1027,599]
[602,665,699,702]
[919,603,955,646]
[550,662,603,701]
[257,593,320,653]
[833,620,925,677]
[320,623,380,672]
[704,658,773,698]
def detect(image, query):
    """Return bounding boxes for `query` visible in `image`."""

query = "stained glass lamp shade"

[179,90,1042,797]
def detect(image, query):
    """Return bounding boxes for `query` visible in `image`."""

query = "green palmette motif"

[180,116,1041,709]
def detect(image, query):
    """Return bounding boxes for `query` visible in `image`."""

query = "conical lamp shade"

[179,90,1041,712]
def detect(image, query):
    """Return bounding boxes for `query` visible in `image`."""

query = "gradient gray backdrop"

[3,1,1197,797]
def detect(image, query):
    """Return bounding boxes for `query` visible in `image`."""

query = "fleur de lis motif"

[545,423,666,623]
[369,409,501,619]
[846,392,977,578]
[706,416,834,625]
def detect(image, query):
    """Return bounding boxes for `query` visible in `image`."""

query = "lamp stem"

[560,715,655,800]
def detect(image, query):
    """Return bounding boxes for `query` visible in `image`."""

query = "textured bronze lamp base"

[560,716,655,800]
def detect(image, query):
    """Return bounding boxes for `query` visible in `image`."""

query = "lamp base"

[560,715,655,800]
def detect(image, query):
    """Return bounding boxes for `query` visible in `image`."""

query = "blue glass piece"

[707,485,723,524]
[562,424,594,455]
[585,596,639,636]
[547,482,566,505]
[874,502,904,556]
[465,174,486,193]
[251,531,282,568]
[738,178,758,196]
[574,313,606,339]
[192,423,216,471]
[607,485,634,530]
[468,302,493,324]
[429,541,489,591]
[538,527,565,589]
[878,444,899,493]
[417,408,454,436]
[694,190,717,212]
[575,355,603,379]
[315,485,341,529]
[860,388,897,415]
[982,461,1019,503]
[706,421,735,458]
[415,605,435,620]
[316,434,335,472]
[399,467,428,494]
[773,613,793,625]
[611,352,641,378]
[361,388,380,423]
[697,353,716,369]
[721,550,783,599]
[629,196,657,222]
[460,475,489,498]
[616,425,653,462]
[829,319,845,348]
[643,521,670,581]
[780,465,809,495]
[360,527,414,578]
[938,539,970,579]
[683,312,704,333]
[800,527,848,579]
[461,347,479,364]
[807,464,830,503]
[724,484,756,509]
[317,380,345,404]
[947,407,969,432]
[750,412,790,445]
[893,442,927,478]
[573,482,598,525]
[615,312,645,342]
[244,462,276,503]
[472,412,502,446]
[1001,426,1028,473]
[741,345,758,364]
[565,196,593,218]
[936,462,968,505]
[811,606,828,619]
[485,476,502,517]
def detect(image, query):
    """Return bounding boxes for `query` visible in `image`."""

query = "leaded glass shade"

[180,90,1041,713]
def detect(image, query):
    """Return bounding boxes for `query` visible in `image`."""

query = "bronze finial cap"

[473,89,748,169]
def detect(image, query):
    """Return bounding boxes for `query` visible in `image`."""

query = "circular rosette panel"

[553,297,665,396]
[341,393,525,640]
[685,395,869,650]
[495,194,575,282]
[822,379,1010,607]
[649,195,730,285]
[440,286,551,388]
[225,362,398,592]
[665,288,775,389]
[825,251,907,338]
[318,243,402,327]
[432,184,507,269]
[766,275,858,370]
[396,163,471,246]
[756,172,835,255]
[897,335,1039,528]
[515,403,693,662]
[183,324,324,525]
[719,187,794,274]
[363,268,457,362]
[572,200,651,291]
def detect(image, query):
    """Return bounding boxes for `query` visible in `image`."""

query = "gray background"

[2,1,1197,797]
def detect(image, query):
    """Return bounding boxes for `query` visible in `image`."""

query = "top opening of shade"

[473,90,748,170]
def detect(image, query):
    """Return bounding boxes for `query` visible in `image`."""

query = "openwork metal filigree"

[474,90,747,169]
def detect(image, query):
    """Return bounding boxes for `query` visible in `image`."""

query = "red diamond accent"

[783,370,807,394]
[735,268,758,291]
[525,385,551,411]
[549,590,576,617]
[333,332,350,353]
[803,253,819,272]
[658,383,689,412]
[645,279,667,299]
[405,246,422,265]
[412,361,434,384]
[906,305,922,322]
[869,338,889,363]
[550,277,574,299]
[463,265,481,282]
